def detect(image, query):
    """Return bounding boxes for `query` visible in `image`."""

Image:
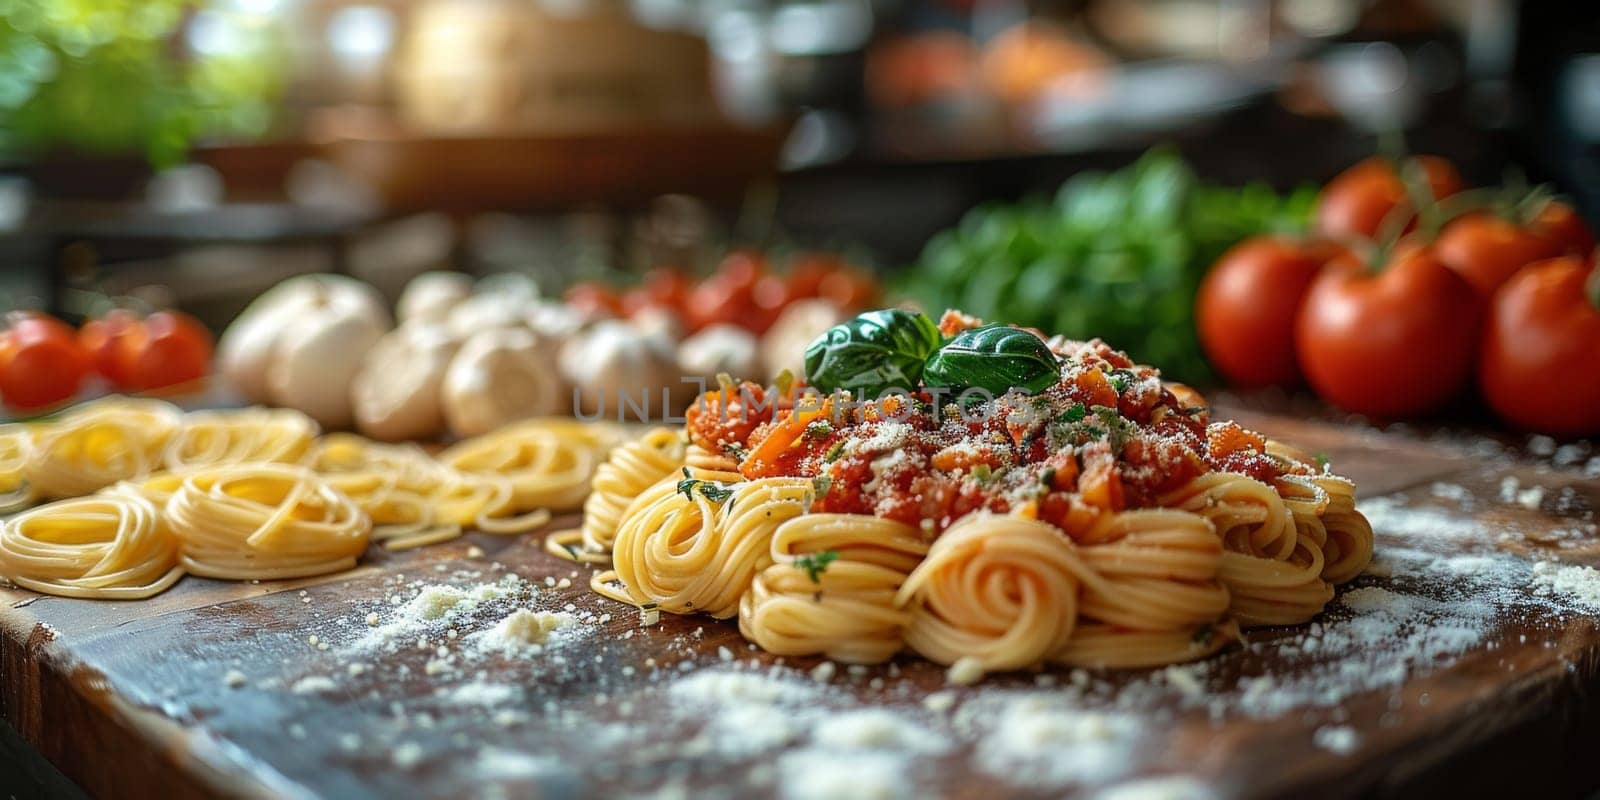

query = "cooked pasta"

[0,424,31,508]
[0,493,182,599]
[739,513,929,663]
[25,398,183,499]
[587,307,1373,679]
[165,463,371,580]
[442,418,622,515]
[164,407,318,469]
[301,433,547,549]
[580,427,687,555]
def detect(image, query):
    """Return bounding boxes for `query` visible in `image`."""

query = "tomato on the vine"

[0,313,92,411]
[79,308,142,389]
[81,310,213,392]
[1527,200,1595,257]
[623,268,693,317]
[1196,236,1345,388]
[1294,246,1480,417]
[1314,156,1463,241]
[1432,212,1562,298]
[1479,255,1600,436]
[564,282,623,319]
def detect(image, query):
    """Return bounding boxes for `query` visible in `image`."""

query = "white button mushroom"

[352,322,460,441]
[266,309,388,430]
[559,319,679,421]
[760,299,847,380]
[397,271,474,324]
[678,323,763,384]
[441,327,564,437]
[217,273,391,404]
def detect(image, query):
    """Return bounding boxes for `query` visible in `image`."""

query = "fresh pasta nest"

[571,308,1373,680]
[0,400,617,599]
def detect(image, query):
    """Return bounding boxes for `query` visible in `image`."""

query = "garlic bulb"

[442,327,563,437]
[266,309,387,429]
[218,273,390,404]
[678,323,762,384]
[760,299,847,380]
[397,271,474,324]
[559,319,678,419]
[352,322,460,441]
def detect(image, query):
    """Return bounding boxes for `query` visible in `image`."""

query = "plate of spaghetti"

[564,308,1373,682]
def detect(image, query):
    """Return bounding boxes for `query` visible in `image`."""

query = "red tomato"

[685,278,760,334]
[79,308,142,389]
[564,282,623,319]
[785,254,839,299]
[120,311,213,391]
[641,268,693,309]
[1295,247,1480,418]
[716,250,768,291]
[1528,200,1595,257]
[753,274,790,321]
[0,313,92,411]
[1314,156,1464,241]
[1196,236,1344,388]
[1433,212,1562,298]
[818,267,879,311]
[1479,256,1600,435]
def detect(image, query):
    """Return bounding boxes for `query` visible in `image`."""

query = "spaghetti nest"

[166,463,372,581]
[0,493,182,599]
[578,314,1372,680]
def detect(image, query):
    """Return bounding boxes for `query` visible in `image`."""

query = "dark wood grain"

[2,400,1598,799]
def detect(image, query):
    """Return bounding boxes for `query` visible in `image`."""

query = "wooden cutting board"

[2,400,1598,800]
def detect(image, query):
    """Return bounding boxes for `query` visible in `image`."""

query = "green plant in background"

[899,149,1316,384]
[0,0,286,166]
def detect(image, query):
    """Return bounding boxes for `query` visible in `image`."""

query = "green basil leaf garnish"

[922,324,1059,398]
[803,309,943,400]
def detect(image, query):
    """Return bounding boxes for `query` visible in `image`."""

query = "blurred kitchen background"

[1,0,1597,330]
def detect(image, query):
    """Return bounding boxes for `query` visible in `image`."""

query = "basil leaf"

[804,309,942,399]
[923,324,1059,398]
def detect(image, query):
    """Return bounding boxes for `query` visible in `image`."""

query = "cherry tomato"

[1196,236,1344,388]
[642,268,693,309]
[1295,246,1480,418]
[685,278,759,334]
[753,274,790,321]
[121,311,213,391]
[715,250,768,291]
[818,267,879,311]
[1432,212,1562,298]
[79,308,142,389]
[1314,156,1464,241]
[0,313,92,411]
[1479,256,1600,435]
[564,282,623,319]
[1528,200,1595,257]
[785,254,839,299]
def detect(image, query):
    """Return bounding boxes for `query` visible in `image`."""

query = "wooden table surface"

[2,400,1598,800]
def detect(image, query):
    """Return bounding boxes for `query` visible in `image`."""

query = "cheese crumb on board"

[946,657,984,686]
[1531,561,1600,609]
[1091,776,1216,800]
[1313,725,1360,755]
[290,676,338,695]
[478,609,572,656]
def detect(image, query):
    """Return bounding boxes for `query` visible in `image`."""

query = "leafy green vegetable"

[676,468,734,503]
[795,550,840,583]
[804,309,942,399]
[898,149,1316,383]
[923,324,1059,398]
